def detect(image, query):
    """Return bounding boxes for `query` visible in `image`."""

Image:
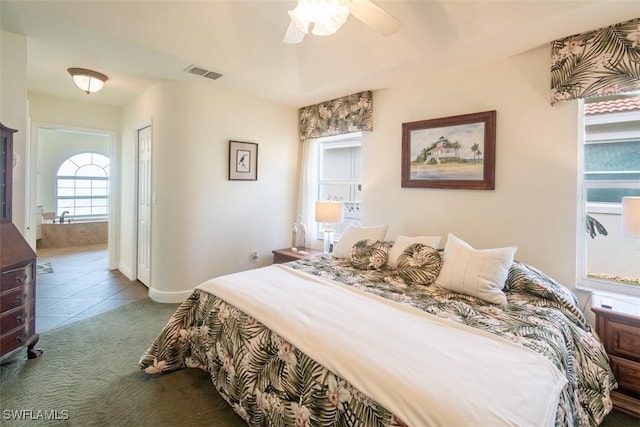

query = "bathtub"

[38,219,108,248]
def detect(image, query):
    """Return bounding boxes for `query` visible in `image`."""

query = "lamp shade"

[622,197,640,239]
[68,68,108,94]
[315,201,343,224]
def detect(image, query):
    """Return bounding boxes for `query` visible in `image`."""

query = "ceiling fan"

[283,0,400,44]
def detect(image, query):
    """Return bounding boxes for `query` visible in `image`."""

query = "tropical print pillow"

[350,239,389,270]
[396,243,442,286]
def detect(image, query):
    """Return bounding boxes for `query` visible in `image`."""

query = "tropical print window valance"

[551,17,640,105]
[298,90,373,140]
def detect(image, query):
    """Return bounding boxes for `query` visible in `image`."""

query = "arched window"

[56,152,109,219]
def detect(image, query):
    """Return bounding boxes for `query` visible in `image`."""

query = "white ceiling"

[1,0,639,108]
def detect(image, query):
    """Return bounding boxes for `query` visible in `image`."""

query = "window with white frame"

[316,133,362,238]
[580,94,640,294]
[56,152,109,219]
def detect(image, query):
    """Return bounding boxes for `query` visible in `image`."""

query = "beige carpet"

[0,298,637,426]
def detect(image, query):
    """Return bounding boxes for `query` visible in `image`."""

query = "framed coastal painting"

[229,140,258,181]
[401,110,496,190]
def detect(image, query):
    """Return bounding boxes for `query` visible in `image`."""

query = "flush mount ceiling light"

[67,68,108,94]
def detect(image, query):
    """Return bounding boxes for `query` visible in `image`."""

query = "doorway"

[30,123,117,269]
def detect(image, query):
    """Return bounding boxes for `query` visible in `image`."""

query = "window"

[56,152,109,219]
[580,94,640,294]
[316,133,362,237]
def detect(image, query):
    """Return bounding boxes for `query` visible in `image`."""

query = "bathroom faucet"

[60,211,70,223]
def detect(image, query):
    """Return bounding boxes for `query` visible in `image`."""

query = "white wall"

[365,45,580,291]
[121,80,298,302]
[28,93,121,131]
[0,31,28,236]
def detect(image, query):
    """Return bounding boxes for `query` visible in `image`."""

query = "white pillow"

[332,224,388,259]
[435,234,517,305]
[388,235,442,268]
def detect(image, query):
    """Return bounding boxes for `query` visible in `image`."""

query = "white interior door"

[136,126,152,286]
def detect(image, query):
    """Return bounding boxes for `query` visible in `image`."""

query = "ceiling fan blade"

[345,0,400,36]
[283,20,306,44]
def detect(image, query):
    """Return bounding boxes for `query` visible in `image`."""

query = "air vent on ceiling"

[185,65,223,80]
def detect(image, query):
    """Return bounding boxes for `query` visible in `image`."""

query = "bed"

[139,231,616,426]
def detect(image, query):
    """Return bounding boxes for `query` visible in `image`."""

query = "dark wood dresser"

[272,247,322,264]
[592,294,640,418]
[0,123,42,362]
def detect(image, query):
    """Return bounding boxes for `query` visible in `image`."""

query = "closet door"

[136,125,152,286]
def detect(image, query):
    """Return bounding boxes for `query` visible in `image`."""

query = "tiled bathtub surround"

[38,221,108,248]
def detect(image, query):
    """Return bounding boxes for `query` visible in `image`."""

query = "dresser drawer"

[611,355,640,398]
[273,252,296,263]
[0,326,29,356]
[0,286,29,313]
[608,319,640,361]
[0,305,29,334]
[0,264,32,292]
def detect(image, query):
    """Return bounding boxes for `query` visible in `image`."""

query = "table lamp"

[315,201,344,253]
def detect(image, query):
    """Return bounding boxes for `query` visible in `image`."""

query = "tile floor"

[35,243,148,333]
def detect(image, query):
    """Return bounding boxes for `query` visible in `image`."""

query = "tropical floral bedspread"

[139,256,616,427]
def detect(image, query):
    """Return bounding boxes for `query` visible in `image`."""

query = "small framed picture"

[401,110,496,190]
[228,140,258,181]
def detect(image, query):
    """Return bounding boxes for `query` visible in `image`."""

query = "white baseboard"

[148,287,191,303]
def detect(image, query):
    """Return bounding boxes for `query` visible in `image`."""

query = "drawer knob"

[15,335,24,344]
[15,314,24,324]
[15,295,24,304]
[15,276,24,284]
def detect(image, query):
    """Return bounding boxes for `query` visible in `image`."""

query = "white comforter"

[197,264,567,427]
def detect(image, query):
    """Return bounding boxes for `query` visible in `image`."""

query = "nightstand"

[272,248,322,264]
[591,294,640,418]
